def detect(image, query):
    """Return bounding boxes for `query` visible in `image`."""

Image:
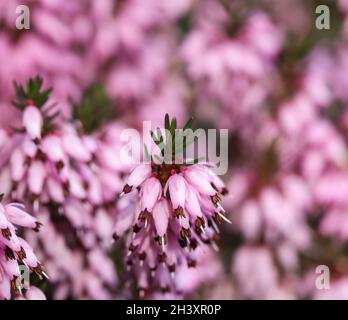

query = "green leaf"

[72,83,115,134]
[148,114,203,166]
[12,75,52,110]
[170,117,177,136]
[164,113,170,130]
[183,117,193,130]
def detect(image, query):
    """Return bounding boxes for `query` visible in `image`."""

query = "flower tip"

[23,106,43,140]
[121,184,132,195]
[33,221,43,232]
[26,99,34,106]
[112,231,120,241]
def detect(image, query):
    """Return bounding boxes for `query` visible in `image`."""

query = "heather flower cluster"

[114,116,229,295]
[0,194,46,299]
[0,77,123,299]
[0,0,348,300]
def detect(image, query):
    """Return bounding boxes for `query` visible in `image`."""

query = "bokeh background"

[1,0,348,299]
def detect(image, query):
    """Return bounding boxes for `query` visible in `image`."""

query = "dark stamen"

[133,224,141,234]
[180,228,191,239]
[211,194,221,206]
[158,252,167,264]
[168,264,176,273]
[138,209,149,221]
[173,206,185,218]
[33,222,42,232]
[112,233,119,241]
[187,259,197,268]
[5,247,15,260]
[1,228,12,240]
[122,184,132,194]
[138,252,147,261]
[17,247,27,261]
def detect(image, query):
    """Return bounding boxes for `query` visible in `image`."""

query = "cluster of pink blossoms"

[0,77,127,299]
[0,70,223,298]
[113,116,229,296]
[0,194,46,299]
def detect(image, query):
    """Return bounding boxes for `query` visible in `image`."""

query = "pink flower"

[166,173,186,212]
[152,198,170,237]
[0,77,130,299]
[62,129,92,162]
[4,203,40,230]
[122,164,152,194]
[23,286,47,300]
[28,161,46,195]
[22,106,43,140]
[184,167,217,196]
[0,196,46,300]
[232,246,279,299]
[117,159,229,295]
[140,177,162,212]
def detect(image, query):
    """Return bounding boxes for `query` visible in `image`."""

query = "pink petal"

[4,204,37,229]
[0,227,21,252]
[22,138,38,158]
[10,149,26,182]
[141,177,162,212]
[23,106,43,139]
[184,167,216,196]
[0,254,20,277]
[0,204,8,229]
[100,169,123,194]
[113,193,136,236]
[68,170,87,199]
[152,199,169,236]
[88,249,117,285]
[28,161,46,195]
[127,164,152,188]
[98,145,122,171]
[64,200,84,228]
[41,135,65,162]
[0,274,11,300]
[47,177,65,203]
[167,174,186,209]
[18,238,39,268]
[88,175,103,205]
[62,132,91,162]
[25,287,46,300]
[185,184,203,219]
